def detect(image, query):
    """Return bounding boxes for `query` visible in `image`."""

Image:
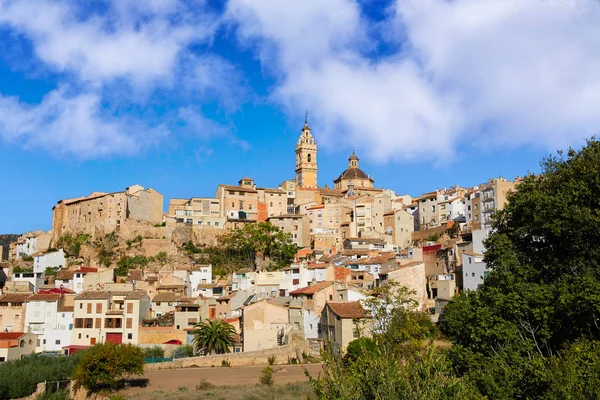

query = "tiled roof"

[127,269,144,281]
[221,185,257,193]
[157,285,185,290]
[0,332,26,340]
[26,294,61,302]
[73,267,98,273]
[267,214,304,219]
[0,293,31,303]
[56,270,75,280]
[382,261,425,273]
[345,237,385,245]
[235,268,252,274]
[307,262,330,270]
[152,292,180,302]
[74,290,146,300]
[57,305,74,312]
[334,167,372,182]
[327,301,368,319]
[39,287,75,295]
[318,188,344,197]
[289,281,333,295]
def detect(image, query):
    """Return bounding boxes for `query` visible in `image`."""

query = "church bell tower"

[295,113,318,188]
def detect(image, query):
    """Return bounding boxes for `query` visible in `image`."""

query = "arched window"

[307,154,312,163]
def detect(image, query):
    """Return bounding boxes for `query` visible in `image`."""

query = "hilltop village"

[0,119,518,360]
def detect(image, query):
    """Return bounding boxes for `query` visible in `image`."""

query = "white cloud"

[227,0,600,162]
[0,0,214,86]
[0,88,167,158]
[0,0,243,158]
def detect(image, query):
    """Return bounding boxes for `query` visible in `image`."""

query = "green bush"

[0,354,83,399]
[267,355,277,365]
[173,345,195,359]
[221,359,231,368]
[259,366,274,386]
[143,346,165,359]
[72,343,144,392]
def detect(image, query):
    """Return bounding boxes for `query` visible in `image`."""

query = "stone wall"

[138,326,187,345]
[144,341,310,370]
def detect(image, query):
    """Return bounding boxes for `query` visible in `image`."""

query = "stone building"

[267,214,310,248]
[168,197,225,228]
[216,177,259,222]
[334,152,375,193]
[51,185,163,242]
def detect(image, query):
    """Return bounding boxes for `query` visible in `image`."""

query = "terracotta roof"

[127,269,144,281]
[0,293,31,303]
[327,301,368,319]
[74,290,146,300]
[221,185,257,193]
[340,250,371,256]
[57,305,74,312]
[0,332,26,340]
[56,270,75,280]
[157,285,185,290]
[27,294,61,302]
[318,254,337,262]
[152,292,180,302]
[306,204,325,210]
[382,261,425,274]
[318,188,344,197]
[261,188,286,194]
[198,283,217,289]
[190,264,211,271]
[145,276,159,282]
[307,262,330,270]
[289,281,333,295]
[345,237,385,245]
[334,167,373,183]
[74,267,98,273]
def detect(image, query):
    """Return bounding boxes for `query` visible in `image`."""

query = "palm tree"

[191,319,236,355]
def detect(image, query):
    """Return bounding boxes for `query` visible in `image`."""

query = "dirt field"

[121,363,323,398]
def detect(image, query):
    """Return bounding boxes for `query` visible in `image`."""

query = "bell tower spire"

[295,113,318,188]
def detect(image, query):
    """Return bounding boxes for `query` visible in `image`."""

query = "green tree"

[56,233,90,258]
[191,319,236,355]
[72,343,144,392]
[440,138,600,398]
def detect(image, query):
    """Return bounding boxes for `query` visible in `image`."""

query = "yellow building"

[168,197,225,228]
[295,117,318,189]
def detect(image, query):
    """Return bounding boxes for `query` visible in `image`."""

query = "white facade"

[190,265,212,297]
[33,249,66,274]
[280,263,311,295]
[12,272,44,292]
[25,298,73,352]
[462,253,488,291]
[303,309,320,339]
[16,236,37,259]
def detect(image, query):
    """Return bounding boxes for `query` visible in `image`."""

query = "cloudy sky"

[1,0,599,233]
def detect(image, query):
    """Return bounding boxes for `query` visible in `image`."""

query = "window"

[472,272,475,277]
[87,303,92,314]
[96,303,102,313]
[95,318,101,328]
[84,318,93,328]
[55,340,60,345]
[127,303,133,313]
[75,318,83,328]
[126,318,133,329]
[128,333,133,340]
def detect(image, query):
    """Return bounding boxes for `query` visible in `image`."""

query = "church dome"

[334,151,373,184]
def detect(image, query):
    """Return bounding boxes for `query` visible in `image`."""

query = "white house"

[189,264,212,297]
[55,267,98,294]
[462,252,488,291]
[12,271,44,292]
[279,262,311,296]
[33,249,66,274]
[24,294,73,353]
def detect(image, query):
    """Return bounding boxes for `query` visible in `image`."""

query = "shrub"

[267,355,277,365]
[143,346,165,359]
[221,359,231,368]
[173,345,195,359]
[195,379,214,390]
[259,366,274,386]
[72,343,144,392]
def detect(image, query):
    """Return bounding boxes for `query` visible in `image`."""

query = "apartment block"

[168,197,225,228]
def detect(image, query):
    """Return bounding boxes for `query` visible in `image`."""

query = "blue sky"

[1,0,599,234]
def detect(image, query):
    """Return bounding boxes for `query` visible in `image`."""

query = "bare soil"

[120,363,323,398]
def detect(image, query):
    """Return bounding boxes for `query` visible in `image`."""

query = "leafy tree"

[440,138,600,398]
[143,346,164,359]
[72,343,144,392]
[44,267,60,277]
[96,231,119,267]
[184,222,297,272]
[115,255,149,276]
[191,319,236,355]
